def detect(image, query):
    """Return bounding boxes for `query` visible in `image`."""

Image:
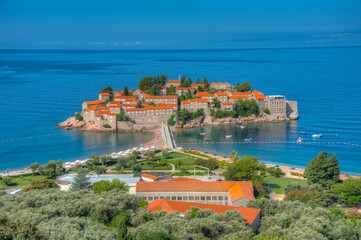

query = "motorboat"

[200,133,206,135]
[300,131,307,135]
[205,137,212,141]
[240,125,246,129]
[226,135,232,138]
[245,138,252,142]
[312,133,322,138]
[297,137,305,144]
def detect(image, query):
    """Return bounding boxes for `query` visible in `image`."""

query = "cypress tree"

[123,86,129,96]
[71,169,90,191]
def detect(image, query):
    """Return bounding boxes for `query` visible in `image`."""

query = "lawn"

[0,174,48,189]
[183,151,230,168]
[263,175,308,194]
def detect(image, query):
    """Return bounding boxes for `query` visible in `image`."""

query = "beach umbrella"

[151,146,155,149]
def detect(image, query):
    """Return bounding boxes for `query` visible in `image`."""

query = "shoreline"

[2,128,360,180]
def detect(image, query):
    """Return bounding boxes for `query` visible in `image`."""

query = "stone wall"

[286,101,298,119]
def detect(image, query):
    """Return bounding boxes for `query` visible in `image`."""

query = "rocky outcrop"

[57,117,115,132]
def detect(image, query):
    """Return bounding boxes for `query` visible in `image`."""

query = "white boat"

[200,133,206,135]
[226,135,232,138]
[240,125,246,129]
[312,133,322,138]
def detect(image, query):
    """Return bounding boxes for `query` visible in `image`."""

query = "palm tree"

[229,150,239,162]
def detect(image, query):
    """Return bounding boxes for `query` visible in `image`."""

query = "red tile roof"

[176,87,194,90]
[114,96,138,99]
[210,82,216,85]
[167,80,181,84]
[146,200,261,226]
[252,90,261,94]
[136,180,255,201]
[230,92,252,95]
[84,100,104,105]
[254,94,266,100]
[118,90,133,95]
[168,178,202,182]
[141,173,160,181]
[126,108,147,112]
[221,102,234,105]
[160,86,168,89]
[100,93,110,96]
[229,96,248,99]
[197,92,215,97]
[191,84,205,87]
[145,96,178,99]
[189,98,208,103]
[216,91,228,96]
[182,101,190,104]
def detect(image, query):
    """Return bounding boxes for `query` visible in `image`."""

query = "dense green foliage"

[223,156,266,183]
[247,198,361,239]
[103,124,112,128]
[304,151,340,187]
[167,114,176,126]
[75,112,83,121]
[2,177,12,186]
[38,160,64,179]
[194,158,218,170]
[333,177,361,206]
[29,162,39,176]
[229,150,239,162]
[22,180,57,192]
[123,86,129,96]
[179,109,204,124]
[180,75,192,87]
[138,75,167,95]
[263,107,271,115]
[235,81,252,92]
[71,170,90,191]
[99,86,113,94]
[210,109,236,118]
[235,99,259,117]
[92,179,128,194]
[117,112,131,121]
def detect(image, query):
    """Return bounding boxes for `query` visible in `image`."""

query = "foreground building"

[146,199,261,230]
[135,178,256,207]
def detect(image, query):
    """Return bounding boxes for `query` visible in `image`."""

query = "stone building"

[182,98,209,112]
[228,95,248,104]
[98,93,110,101]
[135,178,256,207]
[145,95,178,105]
[146,199,261,231]
[160,86,168,95]
[166,79,181,87]
[197,91,216,102]
[265,95,298,120]
[215,91,229,102]
[221,102,234,111]
[176,87,195,96]
[82,100,104,110]
[210,82,232,90]
[191,83,205,89]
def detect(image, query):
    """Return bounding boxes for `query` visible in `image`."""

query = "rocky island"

[57,75,298,132]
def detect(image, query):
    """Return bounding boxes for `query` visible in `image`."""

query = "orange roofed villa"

[59,76,298,131]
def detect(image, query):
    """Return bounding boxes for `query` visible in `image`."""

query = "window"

[201,196,205,201]
[195,196,200,200]
[206,196,211,200]
[177,196,182,201]
[171,196,176,200]
[225,196,228,201]
[189,196,194,200]
[148,196,153,201]
[142,197,147,201]
[160,196,165,199]
[154,196,159,200]
[166,196,170,200]
[212,196,217,200]
[218,196,223,201]
[184,196,188,201]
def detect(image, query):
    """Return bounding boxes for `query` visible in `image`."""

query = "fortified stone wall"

[286,101,298,119]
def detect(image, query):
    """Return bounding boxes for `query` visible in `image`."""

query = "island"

[57,75,298,132]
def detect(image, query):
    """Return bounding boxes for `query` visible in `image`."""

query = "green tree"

[235,99,259,117]
[2,177,12,186]
[92,179,128,194]
[75,112,83,121]
[304,151,340,187]
[211,98,221,108]
[138,76,153,91]
[123,86,129,96]
[235,81,252,92]
[223,156,266,183]
[167,114,176,126]
[99,86,113,94]
[132,164,142,173]
[38,160,64,178]
[333,177,361,206]
[229,150,239,162]
[203,77,209,88]
[117,112,130,121]
[162,150,170,159]
[71,169,90,191]
[29,162,39,176]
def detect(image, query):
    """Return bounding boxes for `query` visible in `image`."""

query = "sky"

[0,0,361,49]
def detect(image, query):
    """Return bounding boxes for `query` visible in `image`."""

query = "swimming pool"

[57,174,140,184]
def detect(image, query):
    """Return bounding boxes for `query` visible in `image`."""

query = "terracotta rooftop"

[230,92,252,95]
[254,94,266,100]
[160,86,168,89]
[141,173,160,181]
[197,92,216,97]
[216,91,228,96]
[136,180,255,202]
[176,87,194,90]
[146,200,261,226]
[145,96,178,99]
[114,96,138,99]
[189,98,208,103]
[168,178,202,182]
[100,93,110,96]
[229,96,248,99]
[191,83,205,87]
[167,80,181,84]
[221,102,234,105]
[84,100,104,105]
[182,101,190,104]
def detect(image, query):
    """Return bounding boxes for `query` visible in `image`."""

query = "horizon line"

[0,45,360,53]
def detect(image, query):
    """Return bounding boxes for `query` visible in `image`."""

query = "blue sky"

[1,0,360,49]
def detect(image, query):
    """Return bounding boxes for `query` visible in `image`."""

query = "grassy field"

[263,175,308,194]
[0,174,47,189]
[183,151,230,168]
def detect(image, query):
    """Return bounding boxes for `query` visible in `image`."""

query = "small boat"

[312,133,322,138]
[226,135,232,138]
[240,125,246,129]
[205,137,212,141]
[245,138,252,142]
[300,131,307,135]
[297,137,305,144]
[200,133,206,135]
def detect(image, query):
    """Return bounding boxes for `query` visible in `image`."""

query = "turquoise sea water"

[0,47,360,173]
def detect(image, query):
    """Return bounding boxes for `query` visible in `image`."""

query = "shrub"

[266,167,285,178]
[75,112,83,121]
[284,182,302,194]
[23,180,58,192]
[284,189,319,202]
[194,159,217,170]
[92,179,128,194]
[254,182,268,198]
[264,108,271,115]
[167,114,176,126]
[291,172,304,177]
[103,124,111,128]
[180,167,188,173]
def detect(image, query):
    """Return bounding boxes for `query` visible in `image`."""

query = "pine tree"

[304,152,340,187]
[71,169,90,191]
[123,86,129,96]
[204,77,209,88]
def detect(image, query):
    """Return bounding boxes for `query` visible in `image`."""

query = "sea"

[0,47,360,174]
